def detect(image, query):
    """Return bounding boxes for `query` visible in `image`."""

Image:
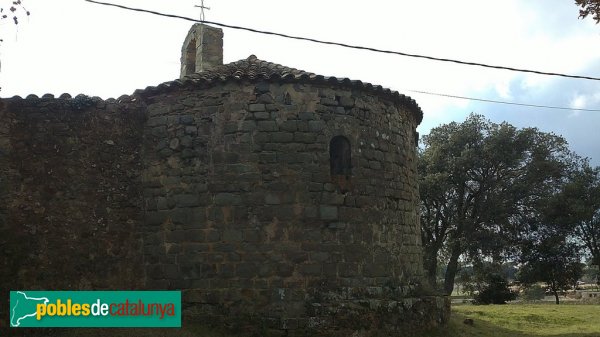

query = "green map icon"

[10,291,49,327]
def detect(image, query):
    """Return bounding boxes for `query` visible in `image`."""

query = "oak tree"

[546,163,600,267]
[420,114,573,294]
[518,233,583,304]
[576,0,600,23]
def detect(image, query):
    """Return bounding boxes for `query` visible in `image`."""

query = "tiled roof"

[4,55,423,124]
[186,55,317,82]
[137,55,423,124]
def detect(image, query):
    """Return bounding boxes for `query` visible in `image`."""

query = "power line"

[84,0,600,82]
[408,89,600,112]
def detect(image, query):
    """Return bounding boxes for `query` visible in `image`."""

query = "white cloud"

[495,81,513,100]
[571,94,587,110]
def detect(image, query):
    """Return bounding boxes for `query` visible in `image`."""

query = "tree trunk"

[423,246,439,290]
[443,242,462,295]
[553,290,560,304]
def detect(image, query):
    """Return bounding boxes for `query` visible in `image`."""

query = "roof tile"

[173,55,423,123]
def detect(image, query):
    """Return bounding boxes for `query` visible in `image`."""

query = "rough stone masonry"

[0,24,449,336]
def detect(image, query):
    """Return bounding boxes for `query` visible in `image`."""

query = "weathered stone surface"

[0,60,446,336]
[320,206,339,220]
[214,193,242,205]
[248,103,266,112]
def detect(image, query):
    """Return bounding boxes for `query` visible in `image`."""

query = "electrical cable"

[84,0,600,82]
[408,90,600,112]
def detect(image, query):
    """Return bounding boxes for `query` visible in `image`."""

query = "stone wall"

[0,95,146,327]
[0,79,450,335]
[139,80,448,335]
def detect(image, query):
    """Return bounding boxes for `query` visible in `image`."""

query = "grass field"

[425,303,600,337]
[55,303,600,337]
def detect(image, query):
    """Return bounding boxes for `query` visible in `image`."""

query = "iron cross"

[195,0,210,22]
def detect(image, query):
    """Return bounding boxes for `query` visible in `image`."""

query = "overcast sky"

[1,0,599,164]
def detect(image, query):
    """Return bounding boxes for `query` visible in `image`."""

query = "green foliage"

[520,286,545,301]
[457,262,516,298]
[545,163,600,268]
[518,235,583,304]
[582,261,600,286]
[419,114,574,294]
[472,273,517,305]
[576,0,600,23]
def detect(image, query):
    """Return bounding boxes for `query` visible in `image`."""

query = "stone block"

[299,263,322,276]
[248,103,266,112]
[157,197,169,210]
[148,104,169,117]
[257,93,274,104]
[218,264,235,278]
[166,229,186,242]
[308,120,326,132]
[334,106,346,115]
[214,243,236,253]
[339,96,354,108]
[279,120,297,132]
[327,222,347,230]
[150,126,166,137]
[320,97,338,106]
[258,263,275,277]
[273,206,296,220]
[186,229,206,242]
[176,194,200,207]
[320,206,338,220]
[304,206,318,218]
[322,193,345,205]
[259,152,277,163]
[185,126,197,135]
[298,112,315,120]
[222,229,243,242]
[257,121,278,131]
[271,132,294,142]
[338,263,359,277]
[294,132,316,143]
[308,182,323,192]
[265,193,281,205]
[241,120,257,131]
[255,82,270,94]
[205,230,220,242]
[147,264,163,279]
[182,243,210,253]
[363,263,388,277]
[162,264,179,279]
[253,111,270,120]
[179,115,194,125]
[214,193,242,205]
[169,138,180,150]
[146,211,167,226]
[242,229,261,243]
[311,252,330,262]
[369,160,382,170]
[323,263,337,278]
[236,263,258,278]
[147,116,167,127]
[277,263,294,277]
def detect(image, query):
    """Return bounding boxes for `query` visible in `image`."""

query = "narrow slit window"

[184,38,197,75]
[330,136,351,176]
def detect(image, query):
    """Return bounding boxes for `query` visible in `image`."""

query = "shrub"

[521,286,545,301]
[473,273,517,304]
